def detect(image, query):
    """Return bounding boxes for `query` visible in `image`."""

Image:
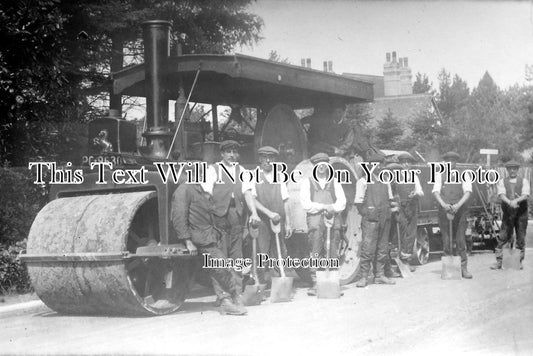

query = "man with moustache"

[432,151,473,279]
[491,160,529,270]
[354,153,398,287]
[207,140,252,293]
[299,153,346,295]
[245,146,293,284]
[171,165,247,315]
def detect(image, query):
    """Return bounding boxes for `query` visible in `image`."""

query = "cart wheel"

[412,226,430,265]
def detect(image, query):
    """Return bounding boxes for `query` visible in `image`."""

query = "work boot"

[374,276,396,285]
[151,299,174,309]
[461,268,473,279]
[219,298,247,315]
[490,262,502,270]
[232,294,246,310]
[386,270,401,278]
[307,284,317,296]
[355,277,368,288]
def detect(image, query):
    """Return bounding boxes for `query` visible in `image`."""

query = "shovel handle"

[271,220,285,278]
[396,220,402,253]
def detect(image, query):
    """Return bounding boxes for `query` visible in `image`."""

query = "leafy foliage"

[0,240,32,295]
[412,72,433,94]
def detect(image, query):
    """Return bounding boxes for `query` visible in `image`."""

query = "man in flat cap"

[492,160,529,270]
[171,165,247,315]
[206,140,253,294]
[393,153,424,263]
[432,151,473,279]
[354,153,398,287]
[244,146,293,284]
[299,153,347,295]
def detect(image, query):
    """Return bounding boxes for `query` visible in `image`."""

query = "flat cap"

[220,140,240,151]
[310,152,329,164]
[504,160,520,168]
[442,151,461,160]
[398,152,415,162]
[257,146,279,155]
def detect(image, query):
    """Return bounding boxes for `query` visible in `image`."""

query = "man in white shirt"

[492,160,530,270]
[299,153,346,295]
[245,146,292,284]
[354,153,398,287]
[432,151,473,279]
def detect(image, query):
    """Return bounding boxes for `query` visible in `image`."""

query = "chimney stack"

[323,61,328,72]
[306,58,311,68]
[301,58,306,67]
[328,60,333,72]
[383,51,412,96]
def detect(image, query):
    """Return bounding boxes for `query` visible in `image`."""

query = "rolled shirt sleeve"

[333,181,347,212]
[354,178,367,204]
[414,175,424,196]
[523,179,530,196]
[300,178,323,213]
[432,172,442,194]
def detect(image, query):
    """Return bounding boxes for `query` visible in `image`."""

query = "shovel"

[270,220,293,303]
[502,234,521,270]
[441,212,462,280]
[394,218,413,279]
[242,222,267,305]
[317,214,341,299]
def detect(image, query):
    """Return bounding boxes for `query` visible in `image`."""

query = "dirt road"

[1,250,532,356]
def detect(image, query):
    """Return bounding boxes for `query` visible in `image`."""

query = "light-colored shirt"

[408,175,425,197]
[354,176,394,204]
[496,177,530,197]
[247,169,290,201]
[299,177,346,214]
[431,172,472,195]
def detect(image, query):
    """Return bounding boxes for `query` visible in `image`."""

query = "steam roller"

[24,191,194,316]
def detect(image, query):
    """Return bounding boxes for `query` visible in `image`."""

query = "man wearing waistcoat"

[299,153,346,295]
[491,160,529,270]
[355,153,398,287]
[207,140,248,292]
[394,153,424,262]
[245,146,292,284]
[432,151,473,279]
[171,168,247,315]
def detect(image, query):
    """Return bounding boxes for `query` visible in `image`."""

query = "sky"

[237,0,533,90]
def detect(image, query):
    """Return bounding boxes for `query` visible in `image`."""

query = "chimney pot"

[392,51,397,62]
[301,58,306,67]
[399,58,403,67]
[386,53,391,62]
[404,57,409,67]
[306,58,311,68]
[328,60,333,72]
[323,61,328,72]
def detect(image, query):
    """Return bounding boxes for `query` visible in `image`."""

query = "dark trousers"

[255,217,288,284]
[214,206,244,292]
[199,242,240,300]
[439,208,468,268]
[307,213,341,283]
[496,209,527,263]
[391,202,418,256]
[360,209,391,278]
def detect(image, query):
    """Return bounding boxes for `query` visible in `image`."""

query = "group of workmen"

[170,141,529,316]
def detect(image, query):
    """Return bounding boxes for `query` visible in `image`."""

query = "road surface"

[1,250,532,356]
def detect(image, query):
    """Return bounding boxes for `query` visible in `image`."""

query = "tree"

[436,69,469,120]
[0,0,264,166]
[374,109,404,149]
[412,72,433,94]
[267,50,290,64]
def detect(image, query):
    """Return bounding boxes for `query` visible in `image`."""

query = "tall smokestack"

[142,20,172,158]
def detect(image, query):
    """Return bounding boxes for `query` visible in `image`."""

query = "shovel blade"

[316,270,341,299]
[270,277,293,303]
[441,256,462,280]
[502,248,521,270]
[394,258,413,279]
[242,284,267,306]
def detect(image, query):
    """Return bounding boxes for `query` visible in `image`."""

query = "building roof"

[342,73,385,98]
[370,93,436,126]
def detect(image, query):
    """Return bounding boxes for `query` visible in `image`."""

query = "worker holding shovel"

[245,146,293,286]
[299,152,346,296]
[492,160,529,270]
[432,151,473,279]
